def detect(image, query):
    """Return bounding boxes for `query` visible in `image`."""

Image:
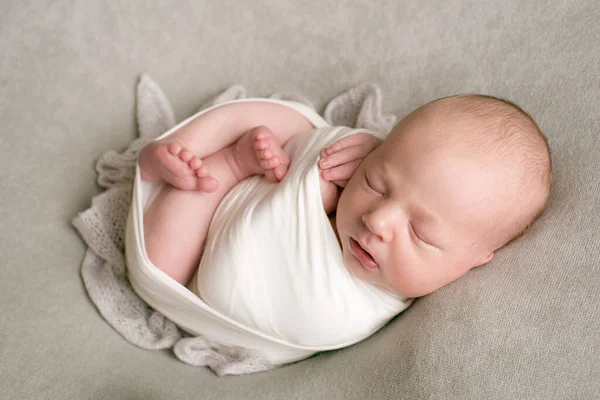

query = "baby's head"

[336,94,552,298]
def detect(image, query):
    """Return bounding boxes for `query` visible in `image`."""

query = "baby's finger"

[324,133,377,155]
[322,160,362,182]
[319,146,365,170]
[332,179,348,188]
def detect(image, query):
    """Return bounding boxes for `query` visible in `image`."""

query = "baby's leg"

[139,132,289,190]
[138,102,313,190]
[143,126,289,285]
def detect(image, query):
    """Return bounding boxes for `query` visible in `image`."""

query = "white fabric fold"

[127,99,410,366]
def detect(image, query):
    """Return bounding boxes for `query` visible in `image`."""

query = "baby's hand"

[318,133,382,188]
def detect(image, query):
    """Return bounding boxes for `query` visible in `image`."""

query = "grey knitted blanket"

[72,74,397,376]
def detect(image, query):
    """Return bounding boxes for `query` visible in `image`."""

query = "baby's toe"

[273,165,288,181]
[254,139,268,151]
[188,157,202,170]
[196,176,220,192]
[179,149,194,162]
[251,125,272,141]
[260,149,274,160]
[167,142,182,155]
[261,157,280,169]
[195,166,209,178]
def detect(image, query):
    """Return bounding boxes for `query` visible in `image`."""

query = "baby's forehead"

[367,140,401,171]
[373,132,512,202]
[380,113,503,163]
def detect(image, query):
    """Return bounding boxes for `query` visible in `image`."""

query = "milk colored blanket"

[73,75,402,376]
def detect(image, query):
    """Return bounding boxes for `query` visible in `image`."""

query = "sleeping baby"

[128,94,551,364]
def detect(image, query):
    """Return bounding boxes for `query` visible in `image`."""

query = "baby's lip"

[350,237,379,270]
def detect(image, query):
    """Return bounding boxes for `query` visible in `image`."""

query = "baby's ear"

[477,252,494,267]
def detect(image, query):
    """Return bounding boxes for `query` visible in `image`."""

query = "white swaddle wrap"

[126,99,411,366]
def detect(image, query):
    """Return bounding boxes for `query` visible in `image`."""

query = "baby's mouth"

[349,238,379,270]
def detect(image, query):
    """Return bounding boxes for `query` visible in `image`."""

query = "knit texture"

[72,74,397,376]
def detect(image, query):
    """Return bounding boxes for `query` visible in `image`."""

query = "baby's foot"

[138,139,219,192]
[253,127,291,182]
[234,126,290,182]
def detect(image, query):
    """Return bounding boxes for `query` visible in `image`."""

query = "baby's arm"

[318,133,383,214]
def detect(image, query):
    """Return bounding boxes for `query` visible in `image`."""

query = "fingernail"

[320,159,328,168]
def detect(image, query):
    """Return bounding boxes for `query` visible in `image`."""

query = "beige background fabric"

[1,1,598,399]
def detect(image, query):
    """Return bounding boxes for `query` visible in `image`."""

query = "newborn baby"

[135,94,551,351]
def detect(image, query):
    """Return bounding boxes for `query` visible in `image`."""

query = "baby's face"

[336,116,504,298]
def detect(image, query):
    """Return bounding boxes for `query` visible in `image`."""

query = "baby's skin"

[139,97,551,299]
[140,127,291,191]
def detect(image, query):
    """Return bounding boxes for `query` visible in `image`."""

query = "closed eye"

[410,223,434,247]
[365,172,383,196]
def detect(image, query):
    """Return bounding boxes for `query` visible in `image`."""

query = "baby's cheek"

[383,258,420,294]
[335,194,349,221]
[338,183,362,210]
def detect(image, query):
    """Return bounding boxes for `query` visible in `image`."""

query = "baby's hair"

[424,94,552,248]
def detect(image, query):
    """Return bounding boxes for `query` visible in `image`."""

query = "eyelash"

[365,174,383,195]
[410,223,430,246]
[363,172,433,248]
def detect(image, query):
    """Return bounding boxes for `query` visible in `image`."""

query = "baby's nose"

[362,211,394,243]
